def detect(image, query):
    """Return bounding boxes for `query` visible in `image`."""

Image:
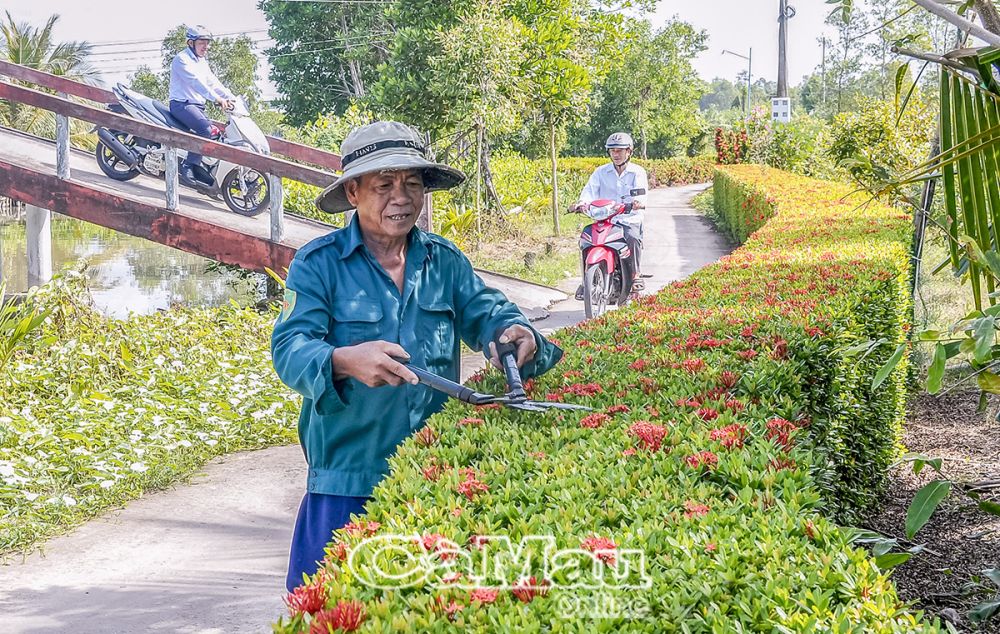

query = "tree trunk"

[475,122,482,240]
[481,133,504,211]
[340,12,366,98]
[975,0,1000,35]
[417,131,433,232]
[910,0,1000,47]
[550,123,560,237]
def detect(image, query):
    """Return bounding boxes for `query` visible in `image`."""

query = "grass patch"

[689,185,714,216]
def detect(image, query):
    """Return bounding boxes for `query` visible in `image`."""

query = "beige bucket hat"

[315,121,466,214]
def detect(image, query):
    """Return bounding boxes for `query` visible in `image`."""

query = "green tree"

[0,11,98,144]
[370,0,469,135]
[430,1,529,218]
[514,0,653,234]
[576,19,706,158]
[369,0,532,223]
[258,0,389,125]
[700,78,742,112]
[827,5,873,115]
[527,3,590,235]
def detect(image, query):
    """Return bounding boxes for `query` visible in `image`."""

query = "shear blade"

[508,400,593,412]
[509,402,549,412]
[539,402,593,411]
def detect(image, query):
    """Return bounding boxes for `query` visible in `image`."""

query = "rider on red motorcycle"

[571,132,648,298]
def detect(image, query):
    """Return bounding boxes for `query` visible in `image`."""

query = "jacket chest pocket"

[331,298,383,346]
[417,299,456,366]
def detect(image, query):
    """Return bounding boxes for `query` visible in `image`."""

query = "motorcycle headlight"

[589,204,614,221]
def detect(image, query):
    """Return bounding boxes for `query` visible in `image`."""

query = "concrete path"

[0,183,730,634]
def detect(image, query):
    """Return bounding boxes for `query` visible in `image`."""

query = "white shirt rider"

[576,160,648,231]
[168,46,235,106]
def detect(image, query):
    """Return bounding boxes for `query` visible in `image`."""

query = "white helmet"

[605,132,634,150]
[185,25,214,41]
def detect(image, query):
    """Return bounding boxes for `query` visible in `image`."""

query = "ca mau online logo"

[344,534,652,592]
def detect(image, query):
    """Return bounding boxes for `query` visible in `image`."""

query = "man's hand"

[332,341,418,387]
[488,324,537,370]
[218,98,235,112]
[568,202,587,213]
[630,199,645,210]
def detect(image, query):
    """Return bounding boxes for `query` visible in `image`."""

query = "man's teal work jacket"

[271,217,563,497]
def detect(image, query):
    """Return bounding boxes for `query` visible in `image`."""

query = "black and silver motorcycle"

[94,84,271,217]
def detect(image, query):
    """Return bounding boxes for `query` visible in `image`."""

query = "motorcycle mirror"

[629,188,646,196]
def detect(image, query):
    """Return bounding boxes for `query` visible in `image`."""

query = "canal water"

[0,213,262,318]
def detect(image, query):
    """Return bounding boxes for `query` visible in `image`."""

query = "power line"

[89,33,387,76]
[87,28,269,49]
[88,30,385,62]
[88,40,277,65]
[268,34,391,58]
[277,0,392,3]
[90,34,381,70]
[89,37,277,57]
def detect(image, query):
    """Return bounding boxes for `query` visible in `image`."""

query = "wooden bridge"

[0,59,345,278]
[0,61,565,311]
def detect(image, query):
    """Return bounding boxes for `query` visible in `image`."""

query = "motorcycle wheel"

[221,168,270,217]
[583,262,610,319]
[611,269,628,306]
[95,134,140,181]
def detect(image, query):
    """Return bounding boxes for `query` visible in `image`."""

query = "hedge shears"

[401,333,592,413]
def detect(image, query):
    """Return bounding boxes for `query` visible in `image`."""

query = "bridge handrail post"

[56,92,69,180]
[269,174,284,243]
[165,147,179,211]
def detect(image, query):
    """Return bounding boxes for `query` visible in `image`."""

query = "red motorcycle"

[576,189,644,318]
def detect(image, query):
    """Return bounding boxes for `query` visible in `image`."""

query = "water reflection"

[0,214,261,318]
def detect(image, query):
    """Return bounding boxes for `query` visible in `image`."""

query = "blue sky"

[3,0,837,94]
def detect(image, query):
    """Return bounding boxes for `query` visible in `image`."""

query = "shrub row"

[283,155,716,224]
[274,165,933,632]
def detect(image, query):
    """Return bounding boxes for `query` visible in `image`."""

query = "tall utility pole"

[777,0,789,98]
[773,1,796,123]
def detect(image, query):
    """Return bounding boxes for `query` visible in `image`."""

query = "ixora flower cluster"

[274,165,935,632]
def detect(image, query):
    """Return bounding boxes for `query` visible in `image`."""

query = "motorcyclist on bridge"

[570,132,649,298]
[168,25,237,189]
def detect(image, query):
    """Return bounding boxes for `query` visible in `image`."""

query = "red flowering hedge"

[274,165,935,632]
[715,127,749,165]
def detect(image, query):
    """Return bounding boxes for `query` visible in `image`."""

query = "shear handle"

[403,363,495,405]
[493,328,526,400]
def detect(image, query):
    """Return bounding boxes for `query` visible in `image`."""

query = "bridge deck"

[0,126,565,313]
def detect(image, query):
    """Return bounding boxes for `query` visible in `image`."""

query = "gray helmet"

[185,25,214,41]
[605,132,634,149]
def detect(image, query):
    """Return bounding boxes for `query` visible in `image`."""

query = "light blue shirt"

[168,47,234,105]
[271,217,563,497]
[578,161,649,231]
